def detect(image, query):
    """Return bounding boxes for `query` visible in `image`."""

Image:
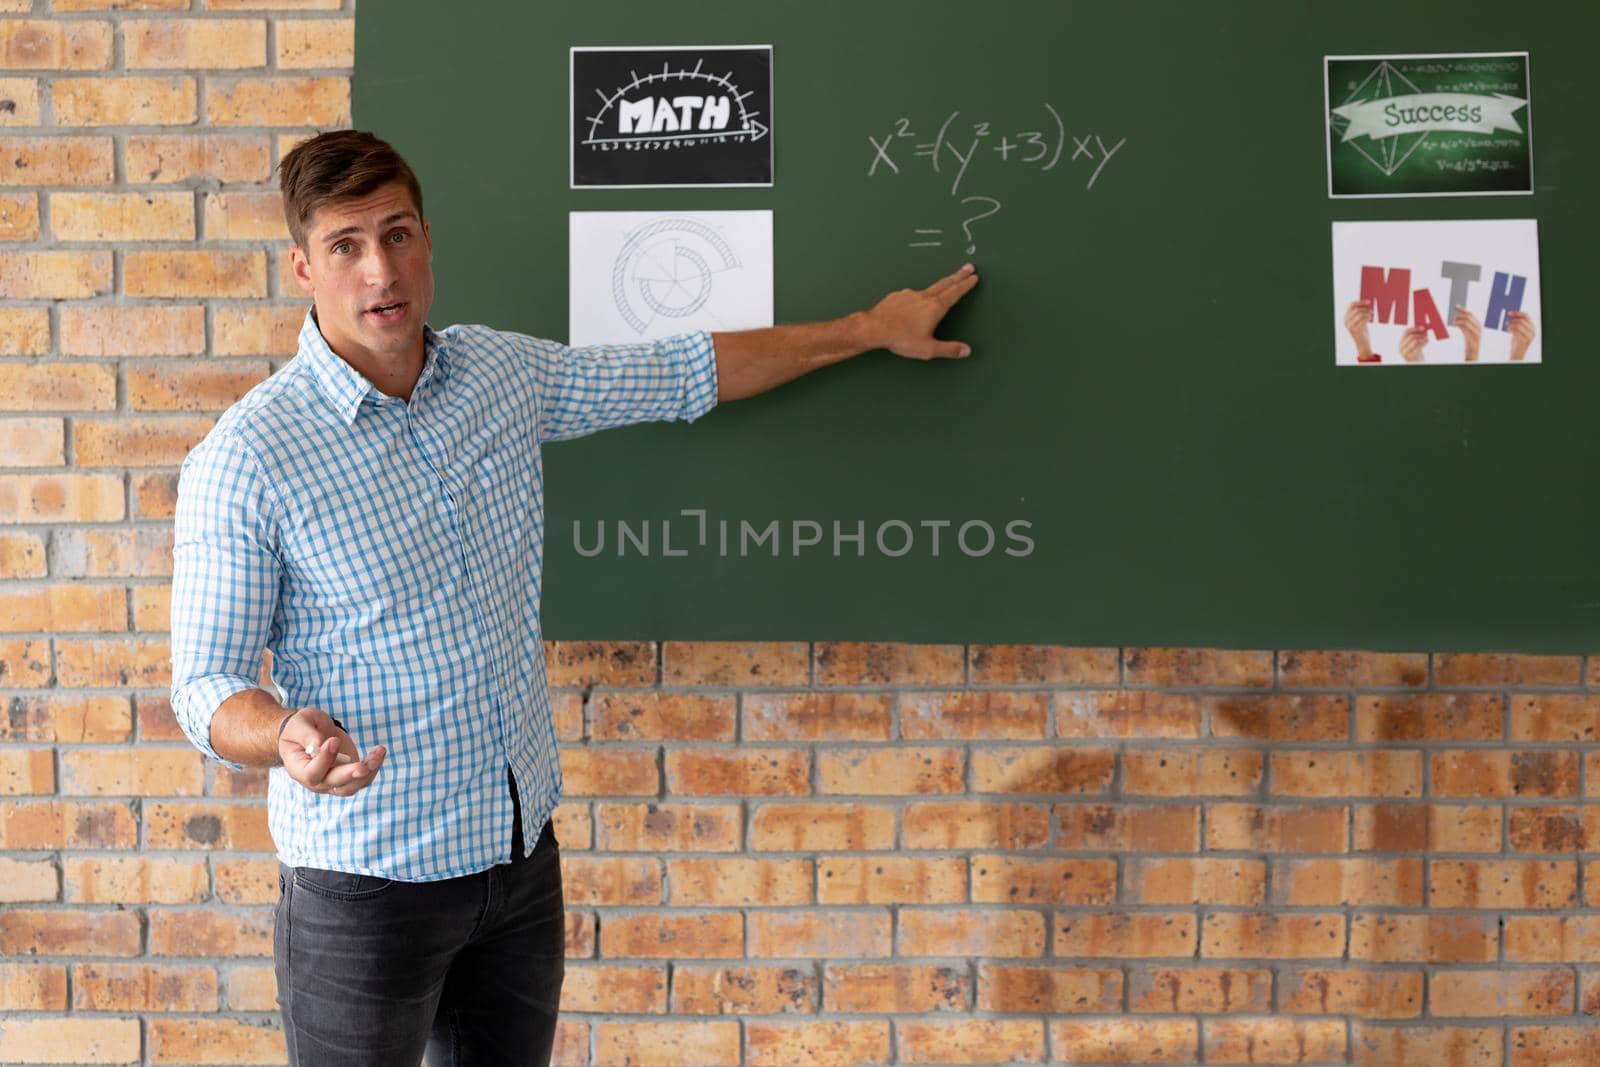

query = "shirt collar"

[297,307,448,426]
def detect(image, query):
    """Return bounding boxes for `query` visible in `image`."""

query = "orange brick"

[902,691,1048,739]
[970,855,1111,905]
[128,361,272,412]
[1057,912,1197,960]
[204,76,348,126]
[896,801,1045,850]
[1509,807,1587,852]
[124,250,266,298]
[1050,1019,1198,1065]
[1126,858,1265,905]
[75,417,214,467]
[1,694,131,744]
[0,251,111,299]
[0,79,41,126]
[131,472,178,519]
[1058,803,1199,851]
[1123,748,1262,796]
[1353,803,1502,852]
[594,1021,740,1067]
[0,308,50,354]
[896,1019,1043,1065]
[0,799,137,849]
[0,748,53,794]
[1350,913,1498,963]
[62,856,206,904]
[58,747,200,797]
[972,746,1114,794]
[52,77,196,126]
[900,909,1043,957]
[60,305,205,357]
[662,640,808,686]
[1274,857,1424,906]
[0,363,117,411]
[51,191,194,241]
[1057,691,1200,738]
[743,692,891,741]
[1431,970,1574,1017]
[1509,1026,1600,1067]
[0,962,69,1009]
[1203,1019,1346,1064]
[746,1021,889,1067]
[750,910,891,958]
[593,802,740,852]
[667,858,810,906]
[550,803,590,848]
[1505,917,1600,962]
[1206,693,1349,741]
[0,419,64,466]
[750,802,894,851]
[123,18,266,69]
[52,528,173,578]
[598,913,742,959]
[0,1019,140,1064]
[1270,750,1421,797]
[974,964,1121,1014]
[821,856,965,904]
[124,134,271,185]
[545,640,656,686]
[1357,693,1503,741]
[0,639,50,687]
[1433,750,1577,798]
[275,17,354,69]
[0,908,140,955]
[1430,860,1577,909]
[968,644,1118,685]
[817,747,960,794]
[557,750,656,795]
[1352,1025,1502,1067]
[1277,649,1428,688]
[1127,967,1271,1014]
[0,20,112,69]
[1512,694,1600,741]
[0,192,39,239]
[589,692,734,741]
[1205,803,1347,852]
[0,136,113,186]
[203,190,290,241]
[0,532,46,577]
[144,800,271,851]
[1200,913,1345,960]
[558,856,660,906]
[815,641,964,685]
[211,304,307,356]
[0,584,123,632]
[673,963,816,1015]
[825,963,967,1013]
[1279,967,1422,1018]
[669,748,810,795]
[1436,652,1580,686]
[56,637,169,688]
[1124,647,1273,687]
[0,473,122,522]
[558,964,665,1014]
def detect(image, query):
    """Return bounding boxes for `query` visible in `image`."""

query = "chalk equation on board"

[866,104,1127,252]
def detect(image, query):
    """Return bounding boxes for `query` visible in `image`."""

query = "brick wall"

[1,5,1598,1067]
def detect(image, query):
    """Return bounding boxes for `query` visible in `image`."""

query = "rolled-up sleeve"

[509,329,719,444]
[169,431,283,772]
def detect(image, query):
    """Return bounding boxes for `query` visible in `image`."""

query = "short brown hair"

[277,130,424,249]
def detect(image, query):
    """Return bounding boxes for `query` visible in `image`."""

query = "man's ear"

[289,244,314,295]
[423,219,432,259]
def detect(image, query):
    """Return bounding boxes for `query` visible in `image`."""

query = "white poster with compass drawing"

[568,210,773,346]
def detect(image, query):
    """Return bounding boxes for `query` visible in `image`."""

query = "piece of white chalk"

[304,743,354,764]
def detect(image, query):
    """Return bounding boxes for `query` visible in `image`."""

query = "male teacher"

[169,129,979,1067]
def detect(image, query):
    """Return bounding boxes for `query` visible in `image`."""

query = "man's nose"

[363,245,400,288]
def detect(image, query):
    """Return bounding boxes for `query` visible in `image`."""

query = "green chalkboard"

[355,1,1597,652]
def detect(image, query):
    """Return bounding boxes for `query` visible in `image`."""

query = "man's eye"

[333,242,352,255]
[390,231,408,244]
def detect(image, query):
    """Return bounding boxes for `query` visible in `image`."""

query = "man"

[169,129,978,1067]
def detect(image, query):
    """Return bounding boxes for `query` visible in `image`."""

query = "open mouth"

[367,301,407,321]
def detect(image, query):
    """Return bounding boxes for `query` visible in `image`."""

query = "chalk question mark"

[959,195,1001,254]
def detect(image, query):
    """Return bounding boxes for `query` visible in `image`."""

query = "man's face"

[290,180,434,365]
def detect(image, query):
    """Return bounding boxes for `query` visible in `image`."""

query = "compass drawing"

[611,217,741,335]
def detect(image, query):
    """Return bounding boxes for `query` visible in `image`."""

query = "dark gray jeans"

[274,775,564,1066]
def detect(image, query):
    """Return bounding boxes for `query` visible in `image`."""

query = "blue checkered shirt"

[170,310,718,882]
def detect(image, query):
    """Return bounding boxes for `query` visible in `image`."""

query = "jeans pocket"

[293,865,399,901]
